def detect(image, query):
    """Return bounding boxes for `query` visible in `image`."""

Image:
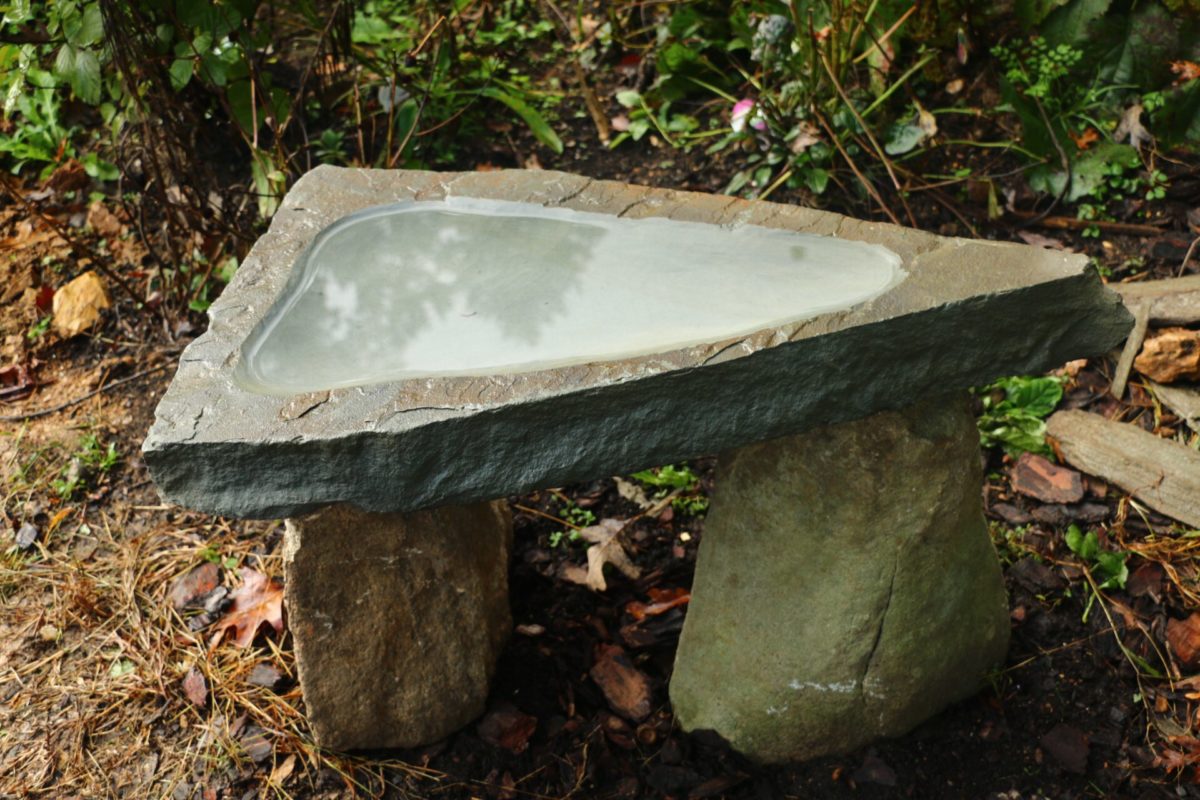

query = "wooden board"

[1047,409,1200,529]
[1114,275,1200,326]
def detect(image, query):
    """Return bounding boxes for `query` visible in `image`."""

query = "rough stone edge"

[146,265,1131,517]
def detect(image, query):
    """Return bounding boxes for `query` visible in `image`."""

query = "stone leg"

[284,501,512,751]
[670,394,1009,763]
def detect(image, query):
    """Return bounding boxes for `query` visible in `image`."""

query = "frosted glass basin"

[235,199,904,395]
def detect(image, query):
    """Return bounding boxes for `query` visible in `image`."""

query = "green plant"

[557,499,596,530]
[51,433,118,499]
[199,544,239,570]
[627,0,944,208]
[1065,523,1128,624]
[975,375,1064,457]
[631,464,710,515]
[26,315,51,342]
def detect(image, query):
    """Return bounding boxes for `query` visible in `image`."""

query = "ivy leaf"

[54,44,101,104]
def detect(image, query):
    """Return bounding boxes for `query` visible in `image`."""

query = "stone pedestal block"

[670,394,1009,763]
[283,501,512,751]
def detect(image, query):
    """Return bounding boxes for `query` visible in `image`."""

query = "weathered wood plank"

[1114,275,1200,326]
[1047,409,1200,529]
[1152,381,1200,432]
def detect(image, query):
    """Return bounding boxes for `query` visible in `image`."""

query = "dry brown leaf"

[268,753,296,785]
[169,562,220,610]
[579,518,640,592]
[86,202,125,240]
[1113,104,1152,151]
[1169,614,1200,670]
[1172,60,1200,85]
[613,477,651,509]
[1068,128,1099,150]
[52,271,111,338]
[625,587,691,621]
[182,665,208,707]
[209,567,284,648]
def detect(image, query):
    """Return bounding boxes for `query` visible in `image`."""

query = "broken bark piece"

[590,644,653,722]
[1114,275,1200,326]
[1134,328,1200,384]
[1151,381,1200,432]
[1009,452,1084,504]
[1047,410,1200,528]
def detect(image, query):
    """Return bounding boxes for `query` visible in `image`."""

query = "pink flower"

[731,98,767,133]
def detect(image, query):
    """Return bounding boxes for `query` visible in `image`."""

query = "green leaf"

[64,4,104,47]
[615,89,642,109]
[1042,0,1112,46]
[1095,550,1128,589]
[54,45,101,104]
[480,87,563,154]
[1016,0,1073,26]
[803,167,829,195]
[884,122,926,155]
[80,152,118,181]
[2,0,33,25]
[169,58,193,91]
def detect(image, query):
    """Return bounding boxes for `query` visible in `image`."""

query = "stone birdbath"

[143,167,1131,763]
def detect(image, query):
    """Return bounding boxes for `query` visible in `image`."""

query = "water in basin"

[235,199,904,394]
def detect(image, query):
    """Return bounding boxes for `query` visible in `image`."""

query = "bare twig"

[1110,300,1150,400]
[0,360,176,423]
[813,110,900,225]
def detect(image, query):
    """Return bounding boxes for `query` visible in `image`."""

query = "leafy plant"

[557,499,596,530]
[51,433,118,499]
[1065,525,1128,591]
[976,375,1065,456]
[1065,523,1129,624]
[631,464,710,515]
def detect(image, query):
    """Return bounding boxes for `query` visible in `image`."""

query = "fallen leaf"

[590,644,652,721]
[1114,104,1152,150]
[239,725,273,761]
[247,662,283,690]
[268,753,296,786]
[15,522,38,550]
[1171,60,1200,85]
[614,476,651,508]
[789,121,822,155]
[1068,127,1099,150]
[625,587,691,621]
[209,567,285,649]
[477,703,538,753]
[579,518,641,591]
[52,271,112,338]
[0,361,37,401]
[170,562,221,610]
[1169,614,1200,670]
[183,665,208,707]
[1135,328,1200,383]
[1016,231,1071,251]
[86,202,125,240]
[1009,452,1084,504]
